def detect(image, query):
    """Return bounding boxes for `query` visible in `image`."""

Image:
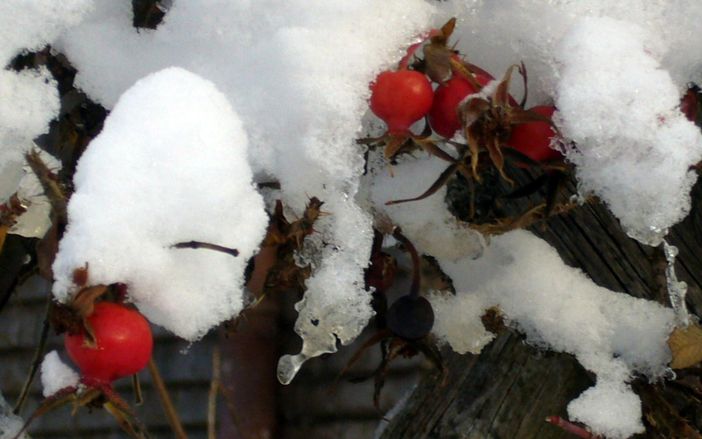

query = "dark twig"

[391,228,421,298]
[148,358,189,439]
[13,295,52,415]
[172,241,239,257]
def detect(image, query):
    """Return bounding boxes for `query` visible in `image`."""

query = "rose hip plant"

[3,4,702,439]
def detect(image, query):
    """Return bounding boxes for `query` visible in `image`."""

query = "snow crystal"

[555,17,702,245]
[432,230,674,438]
[40,350,79,397]
[52,67,268,341]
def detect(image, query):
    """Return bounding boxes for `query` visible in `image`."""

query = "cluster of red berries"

[369,63,561,163]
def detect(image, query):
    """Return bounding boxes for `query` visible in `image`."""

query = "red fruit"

[65,302,153,385]
[506,105,562,162]
[429,73,493,138]
[370,70,434,135]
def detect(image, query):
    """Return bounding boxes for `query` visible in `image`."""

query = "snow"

[567,378,644,439]
[52,67,268,341]
[430,230,674,438]
[2,0,702,436]
[0,391,25,439]
[40,350,79,397]
[367,154,484,263]
[555,17,702,246]
[56,0,436,377]
[0,0,93,236]
[6,150,60,239]
[437,3,702,246]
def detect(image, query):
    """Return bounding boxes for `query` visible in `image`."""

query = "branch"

[148,358,188,439]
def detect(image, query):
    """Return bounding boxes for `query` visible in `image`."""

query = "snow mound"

[432,230,674,438]
[555,17,702,246]
[40,350,79,397]
[58,0,436,380]
[52,67,267,341]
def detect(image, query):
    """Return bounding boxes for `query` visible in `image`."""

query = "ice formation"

[52,67,268,341]
[40,351,79,397]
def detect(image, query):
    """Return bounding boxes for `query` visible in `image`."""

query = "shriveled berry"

[386,295,434,340]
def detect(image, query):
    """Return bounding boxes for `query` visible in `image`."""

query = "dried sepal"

[470,203,546,235]
[485,136,512,184]
[25,150,67,223]
[386,162,460,205]
[0,194,28,254]
[494,64,517,108]
[413,137,456,163]
[422,17,457,83]
[518,61,528,108]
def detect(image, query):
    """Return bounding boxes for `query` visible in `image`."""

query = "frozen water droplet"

[626,225,666,247]
[277,353,308,385]
[179,343,193,355]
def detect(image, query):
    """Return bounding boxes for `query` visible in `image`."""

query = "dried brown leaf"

[669,324,702,369]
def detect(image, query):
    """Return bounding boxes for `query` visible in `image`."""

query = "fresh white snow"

[40,350,79,397]
[51,67,268,341]
[427,230,674,438]
[2,0,702,436]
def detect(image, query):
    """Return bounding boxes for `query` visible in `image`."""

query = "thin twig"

[148,358,188,439]
[391,228,421,298]
[171,241,239,257]
[13,296,52,414]
[207,346,221,439]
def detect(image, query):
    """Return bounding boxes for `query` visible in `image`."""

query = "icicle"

[663,239,689,327]
[277,353,309,385]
